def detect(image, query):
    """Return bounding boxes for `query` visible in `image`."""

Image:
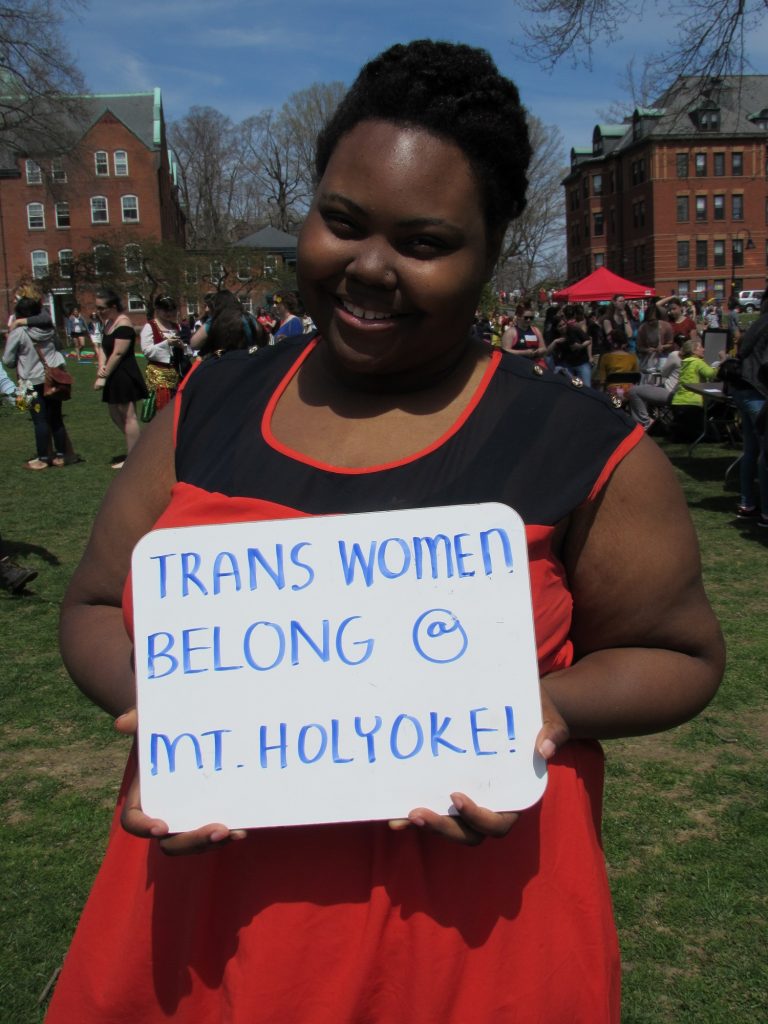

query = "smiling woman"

[48,39,723,1024]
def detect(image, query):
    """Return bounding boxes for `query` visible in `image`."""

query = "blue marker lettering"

[290,619,330,666]
[298,723,327,764]
[259,722,288,768]
[181,551,207,596]
[201,728,231,770]
[336,616,374,666]
[212,551,242,594]
[453,533,475,577]
[429,712,467,756]
[390,714,424,760]
[469,707,498,756]
[289,541,315,591]
[479,528,514,576]
[213,625,242,672]
[354,715,382,763]
[243,621,285,671]
[338,540,376,587]
[331,718,354,763]
[377,537,411,579]
[247,545,285,590]
[150,553,172,599]
[413,534,454,580]
[181,627,210,674]
[147,632,178,679]
[150,732,203,775]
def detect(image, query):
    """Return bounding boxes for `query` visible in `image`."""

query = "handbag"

[33,342,74,401]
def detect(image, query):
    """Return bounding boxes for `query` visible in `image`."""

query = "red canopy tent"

[552,267,656,303]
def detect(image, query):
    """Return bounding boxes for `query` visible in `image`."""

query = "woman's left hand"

[390,687,568,845]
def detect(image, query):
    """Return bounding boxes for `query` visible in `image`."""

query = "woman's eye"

[405,236,451,257]
[322,213,360,237]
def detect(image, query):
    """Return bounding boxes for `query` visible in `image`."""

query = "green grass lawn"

[1,362,766,1022]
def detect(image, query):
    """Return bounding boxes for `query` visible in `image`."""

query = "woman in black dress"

[93,289,148,468]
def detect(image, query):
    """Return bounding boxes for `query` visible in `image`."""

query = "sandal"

[24,458,49,471]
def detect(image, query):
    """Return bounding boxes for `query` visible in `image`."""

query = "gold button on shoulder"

[533,364,544,375]
[570,376,584,388]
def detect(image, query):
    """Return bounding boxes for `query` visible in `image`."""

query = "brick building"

[563,76,768,302]
[0,89,185,325]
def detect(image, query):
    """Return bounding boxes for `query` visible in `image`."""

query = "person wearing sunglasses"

[500,304,547,361]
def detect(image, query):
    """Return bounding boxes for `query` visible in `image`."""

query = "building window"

[58,249,73,277]
[695,196,707,222]
[121,195,139,222]
[263,257,277,277]
[732,239,744,267]
[128,293,145,312]
[50,158,67,183]
[31,250,49,279]
[594,252,605,267]
[695,280,708,298]
[25,160,42,184]
[699,108,720,131]
[237,259,251,280]
[676,195,689,222]
[583,177,589,198]
[593,212,604,236]
[91,196,108,224]
[93,244,112,275]
[114,150,129,176]
[677,241,690,269]
[631,158,646,185]
[713,152,725,176]
[593,174,603,196]
[713,194,725,221]
[695,153,707,177]
[676,153,689,178]
[124,244,142,274]
[94,150,109,176]
[732,152,743,175]
[732,195,744,221]
[210,261,225,282]
[584,214,589,239]
[186,298,198,317]
[713,240,726,267]
[632,200,645,228]
[696,240,708,269]
[241,297,254,314]
[677,280,690,297]
[26,202,45,230]
[713,279,725,298]
[55,202,70,228]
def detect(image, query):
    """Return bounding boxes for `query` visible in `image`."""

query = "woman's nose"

[346,239,397,290]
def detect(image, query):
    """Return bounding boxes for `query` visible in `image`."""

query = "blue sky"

[66,0,768,157]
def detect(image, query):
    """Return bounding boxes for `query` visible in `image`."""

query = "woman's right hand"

[115,709,247,855]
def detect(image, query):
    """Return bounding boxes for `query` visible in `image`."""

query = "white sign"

[132,503,547,832]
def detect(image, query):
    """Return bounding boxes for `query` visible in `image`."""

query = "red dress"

[47,339,643,1023]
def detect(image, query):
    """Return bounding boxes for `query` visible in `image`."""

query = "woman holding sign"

[50,41,724,1024]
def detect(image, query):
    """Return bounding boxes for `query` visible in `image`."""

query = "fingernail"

[388,818,410,830]
[451,796,465,813]
[149,825,166,837]
[539,738,556,759]
[210,830,229,843]
[230,830,247,841]
[409,815,426,828]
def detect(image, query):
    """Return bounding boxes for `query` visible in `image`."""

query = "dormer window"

[693,102,720,132]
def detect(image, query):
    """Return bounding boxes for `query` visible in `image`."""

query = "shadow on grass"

[2,539,61,565]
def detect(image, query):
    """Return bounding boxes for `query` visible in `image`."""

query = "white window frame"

[114,150,129,176]
[25,160,42,184]
[237,259,251,281]
[51,158,67,183]
[186,298,198,317]
[27,202,45,230]
[128,292,145,312]
[94,150,109,176]
[121,195,139,223]
[31,250,49,279]
[91,196,109,224]
[55,202,70,229]
[58,249,73,277]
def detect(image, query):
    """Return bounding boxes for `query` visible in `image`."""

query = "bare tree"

[595,56,656,123]
[240,110,308,233]
[520,0,765,94]
[169,107,259,248]
[280,82,346,196]
[0,0,88,157]
[496,116,567,295]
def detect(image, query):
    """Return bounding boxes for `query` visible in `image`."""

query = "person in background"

[656,295,697,340]
[629,337,683,430]
[272,291,304,340]
[93,289,148,468]
[551,321,593,386]
[191,291,267,358]
[727,289,768,525]
[602,295,635,350]
[66,306,88,362]
[726,297,741,353]
[500,304,547,361]
[595,326,640,395]
[3,296,70,469]
[88,310,105,373]
[669,338,718,442]
[139,297,185,414]
[636,299,675,375]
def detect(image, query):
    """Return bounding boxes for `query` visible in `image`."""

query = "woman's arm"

[544,437,724,738]
[59,406,177,714]
[95,328,133,387]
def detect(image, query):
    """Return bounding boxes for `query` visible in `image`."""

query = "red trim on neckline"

[261,340,502,475]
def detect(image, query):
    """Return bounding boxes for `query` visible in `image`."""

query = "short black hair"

[154,295,178,314]
[95,288,123,312]
[315,40,530,234]
[15,296,41,317]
